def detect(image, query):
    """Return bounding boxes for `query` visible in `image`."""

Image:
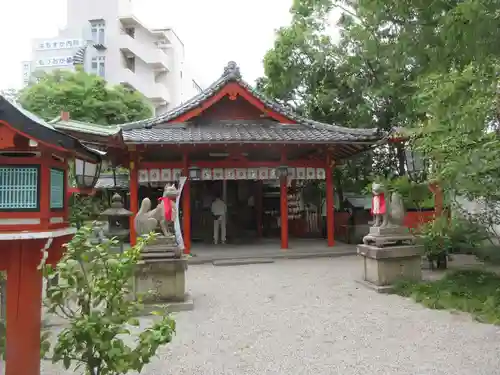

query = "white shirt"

[211,198,227,216]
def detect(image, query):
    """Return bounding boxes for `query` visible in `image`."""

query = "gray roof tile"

[121,61,385,144]
[122,120,380,144]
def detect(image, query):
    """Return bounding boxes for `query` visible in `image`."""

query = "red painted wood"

[170,82,294,124]
[404,210,435,230]
[5,241,43,375]
[280,177,288,250]
[256,181,263,238]
[280,149,288,250]
[0,120,70,154]
[193,96,267,121]
[40,155,50,227]
[0,123,16,149]
[139,159,325,169]
[182,153,191,253]
[429,183,444,217]
[325,154,335,247]
[129,155,139,246]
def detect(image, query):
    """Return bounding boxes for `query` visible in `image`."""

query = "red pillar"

[280,149,288,249]
[326,154,335,247]
[280,176,288,249]
[5,242,43,375]
[182,153,191,254]
[129,154,139,246]
[256,181,263,238]
[429,183,444,217]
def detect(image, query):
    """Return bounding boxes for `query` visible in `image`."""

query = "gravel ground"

[23,257,500,374]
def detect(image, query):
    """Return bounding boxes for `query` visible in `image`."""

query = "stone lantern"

[100,193,132,251]
[0,96,102,375]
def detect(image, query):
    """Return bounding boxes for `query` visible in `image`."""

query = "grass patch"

[392,269,500,324]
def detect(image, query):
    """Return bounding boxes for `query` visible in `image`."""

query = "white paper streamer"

[174,176,187,250]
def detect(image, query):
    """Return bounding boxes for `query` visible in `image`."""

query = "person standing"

[211,195,227,244]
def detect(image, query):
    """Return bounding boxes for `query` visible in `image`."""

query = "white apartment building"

[22,0,203,114]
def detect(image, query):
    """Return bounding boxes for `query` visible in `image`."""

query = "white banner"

[174,176,187,251]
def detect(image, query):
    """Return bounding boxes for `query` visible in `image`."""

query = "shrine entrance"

[190,179,261,245]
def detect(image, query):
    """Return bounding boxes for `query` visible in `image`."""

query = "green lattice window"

[0,166,39,211]
[50,168,65,210]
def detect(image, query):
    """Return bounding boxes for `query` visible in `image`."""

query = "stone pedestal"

[134,257,188,303]
[363,226,416,247]
[133,236,193,312]
[357,243,423,293]
[141,235,182,259]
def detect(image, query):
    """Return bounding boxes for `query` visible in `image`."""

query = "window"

[0,166,39,211]
[125,56,135,72]
[90,20,106,44]
[92,56,106,78]
[50,168,65,210]
[125,27,135,38]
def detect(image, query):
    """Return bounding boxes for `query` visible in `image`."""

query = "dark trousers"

[322,217,327,238]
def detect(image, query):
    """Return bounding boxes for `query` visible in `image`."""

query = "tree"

[257,0,403,200]
[41,227,175,375]
[18,68,153,125]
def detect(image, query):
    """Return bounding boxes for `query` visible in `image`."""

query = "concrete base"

[213,258,275,266]
[357,243,423,288]
[134,257,188,304]
[355,279,394,294]
[140,293,194,315]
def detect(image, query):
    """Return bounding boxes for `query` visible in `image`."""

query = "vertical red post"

[429,183,444,217]
[129,153,138,246]
[5,242,43,375]
[280,149,288,250]
[40,154,50,228]
[256,181,263,238]
[182,152,191,254]
[326,153,335,247]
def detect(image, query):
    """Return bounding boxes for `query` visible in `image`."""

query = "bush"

[41,226,175,375]
[393,270,500,324]
[417,215,488,268]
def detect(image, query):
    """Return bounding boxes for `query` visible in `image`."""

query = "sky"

[0,0,297,90]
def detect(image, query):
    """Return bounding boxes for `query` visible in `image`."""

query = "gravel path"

[35,257,500,375]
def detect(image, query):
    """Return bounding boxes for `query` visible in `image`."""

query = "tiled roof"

[123,120,380,144]
[120,61,384,143]
[50,117,121,137]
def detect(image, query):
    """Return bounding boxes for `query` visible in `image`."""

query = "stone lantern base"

[357,243,423,293]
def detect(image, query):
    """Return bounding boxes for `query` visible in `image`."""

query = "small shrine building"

[54,61,386,252]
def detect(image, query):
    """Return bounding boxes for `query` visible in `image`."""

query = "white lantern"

[75,157,102,188]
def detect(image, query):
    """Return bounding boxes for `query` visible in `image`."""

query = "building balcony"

[119,68,170,105]
[118,33,170,72]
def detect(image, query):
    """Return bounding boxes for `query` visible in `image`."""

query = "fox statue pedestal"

[357,182,423,293]
[133,236,192,311]
[133,184,193,312]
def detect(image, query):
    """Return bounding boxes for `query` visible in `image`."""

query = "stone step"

[213,258,275,266]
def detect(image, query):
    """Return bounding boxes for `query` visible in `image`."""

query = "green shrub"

[393,270,500,324]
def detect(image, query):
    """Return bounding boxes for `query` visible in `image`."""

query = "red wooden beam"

[139,159,326,169]
[182,153,191,253]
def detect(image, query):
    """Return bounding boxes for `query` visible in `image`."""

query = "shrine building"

[53,61,386,253]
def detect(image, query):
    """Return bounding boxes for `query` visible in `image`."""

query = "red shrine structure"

[53,61,386,252]
[0,96,102,375]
